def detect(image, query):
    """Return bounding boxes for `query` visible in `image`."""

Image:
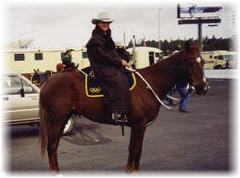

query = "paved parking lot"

[5,79,234,174]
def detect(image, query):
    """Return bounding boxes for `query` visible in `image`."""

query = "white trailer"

[126,47,162,69]
[3,48,90,73]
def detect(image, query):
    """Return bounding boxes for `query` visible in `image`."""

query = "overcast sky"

[1,0,238,49]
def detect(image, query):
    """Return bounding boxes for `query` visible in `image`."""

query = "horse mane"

[141,42,200,76]
[140,49,185,77]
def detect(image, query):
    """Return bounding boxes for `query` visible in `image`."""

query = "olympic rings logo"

[89,87,101,94]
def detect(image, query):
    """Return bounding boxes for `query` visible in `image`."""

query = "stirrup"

[112,113,128,125]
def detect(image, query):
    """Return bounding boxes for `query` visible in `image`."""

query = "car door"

[2,74,39,124]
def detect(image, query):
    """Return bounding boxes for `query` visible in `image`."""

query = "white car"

[2,72,75,135]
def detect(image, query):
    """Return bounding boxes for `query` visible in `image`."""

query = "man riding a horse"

[39,11,209,172]
[86,12,130,124]
[61,49,76,70]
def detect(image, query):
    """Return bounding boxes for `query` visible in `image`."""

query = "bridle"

[177,55,204,89]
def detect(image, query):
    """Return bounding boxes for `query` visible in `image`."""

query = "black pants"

[100,71,130,114]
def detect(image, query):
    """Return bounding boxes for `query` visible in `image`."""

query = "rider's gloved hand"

[121,60,128,67]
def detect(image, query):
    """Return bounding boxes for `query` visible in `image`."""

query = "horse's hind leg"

[47,123,61,172]
[126,120,146,172]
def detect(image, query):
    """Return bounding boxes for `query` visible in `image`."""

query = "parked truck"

[201,50,237,69]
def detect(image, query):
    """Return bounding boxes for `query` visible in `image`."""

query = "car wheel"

[215,65,223,69]
[63,116,76,135]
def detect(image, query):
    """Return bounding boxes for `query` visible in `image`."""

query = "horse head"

[177,41,208,95]
[41,70,52,83]
[32,69,52,86]
[32,69,42,83]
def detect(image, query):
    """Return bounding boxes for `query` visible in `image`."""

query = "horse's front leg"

[126,120,147,172]
[125,130,134,172]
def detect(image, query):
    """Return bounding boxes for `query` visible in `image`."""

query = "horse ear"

[194,40,199,47]
[184,40,192,51]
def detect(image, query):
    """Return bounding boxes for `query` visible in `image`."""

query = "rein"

[125,67,179,110]
[79,69,88,76]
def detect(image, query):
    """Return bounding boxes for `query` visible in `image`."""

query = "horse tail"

[39,99,48,160]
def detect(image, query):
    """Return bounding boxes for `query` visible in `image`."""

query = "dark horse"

[39,42,208,172]
[32,65,79,87]
[31,69,54,87]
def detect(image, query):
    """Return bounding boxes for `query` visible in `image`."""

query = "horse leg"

[47,124,61,172]
[125,131,134,172]
[126,121,147,172]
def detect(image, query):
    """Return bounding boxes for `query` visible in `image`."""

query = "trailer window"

[225,55,235,61]
[155,53,161,62]
[14,54,25,61]
[149,52,154,65]
[35,53,43,60]
[82,52,88,59]
[218,55,224,60]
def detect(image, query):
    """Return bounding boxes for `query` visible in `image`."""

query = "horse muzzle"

[195,81,209,95]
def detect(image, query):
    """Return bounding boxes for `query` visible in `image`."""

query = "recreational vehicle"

[3,48,90,73]
[201,50,237,69]
[126,47,162,69]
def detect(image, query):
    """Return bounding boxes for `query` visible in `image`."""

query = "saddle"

[85,70,136,97]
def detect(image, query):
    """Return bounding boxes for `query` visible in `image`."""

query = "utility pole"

[158,8,162,51]
[198,23,202,50]
[132,35,136,68]
[123,32,126,49]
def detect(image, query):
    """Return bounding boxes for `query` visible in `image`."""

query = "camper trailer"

[3,48,90,73]
[126,47,162,69]
[201,50,237,69]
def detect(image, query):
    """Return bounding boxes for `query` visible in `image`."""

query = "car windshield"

[224,55,235,61]
[2,74,35,95]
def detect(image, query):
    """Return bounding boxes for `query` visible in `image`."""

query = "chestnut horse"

[39,42,208,172]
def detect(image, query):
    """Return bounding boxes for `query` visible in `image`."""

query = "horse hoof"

[132,170,139,174]
[49,169,59,174]
[125,167,132,173]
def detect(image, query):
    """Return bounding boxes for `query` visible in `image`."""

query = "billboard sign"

[178,5,222,18]
[177,4,222,24]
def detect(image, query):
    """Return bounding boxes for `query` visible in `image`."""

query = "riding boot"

[112,113,128,125]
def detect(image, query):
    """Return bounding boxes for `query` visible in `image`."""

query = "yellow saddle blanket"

[85,72,136,97]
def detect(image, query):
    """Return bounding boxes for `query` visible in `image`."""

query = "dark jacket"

[62,53,71,62]
[86,26,130,114]
[86,27,123,78]
[115,47,130,63]
[62,53,74,68]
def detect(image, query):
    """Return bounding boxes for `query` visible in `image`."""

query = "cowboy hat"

[91,12,113,24]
